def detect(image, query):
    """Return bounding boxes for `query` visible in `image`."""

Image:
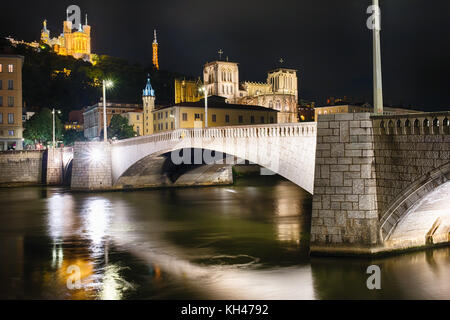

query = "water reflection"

[0,180,449,299]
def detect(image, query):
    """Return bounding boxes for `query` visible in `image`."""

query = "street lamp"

[372,0,383,115]
[102,79,114,142]
[199,86,208,128]
[52,108,61,148]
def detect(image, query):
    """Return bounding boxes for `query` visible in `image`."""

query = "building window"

[136,115,140,120]
[212,114,216,122]
[8,130,14,136]
[0,64,2,72]
[154,124,156,131]
[165,123,168,130]
[195,113,201,120]
[171,122,174,129]
[225,115,230,123]
[165,112,168,118]
[136,126,140,135]
[260,116,264,123]
[112,110,115,114]
[250,116,255,124]
[0,80,2,90]
[238,115,243,123]
[8,113,14,124]
[0,96,3,107]
[182,113,188,121]
[7,97,14,107]
[8,80,13,90]
[0,113,2,124]
[270,116,274,123]
[7,64,13,73]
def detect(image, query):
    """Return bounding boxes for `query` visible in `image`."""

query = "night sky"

[1,0,449,110]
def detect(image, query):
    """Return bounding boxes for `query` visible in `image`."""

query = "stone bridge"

[71,122,317,193]
[70,112,450,256]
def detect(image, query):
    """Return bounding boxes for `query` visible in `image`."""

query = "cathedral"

[40,12,93,62]
[202,60,299,123]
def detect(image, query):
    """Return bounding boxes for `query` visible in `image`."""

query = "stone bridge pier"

[311,112,450,256]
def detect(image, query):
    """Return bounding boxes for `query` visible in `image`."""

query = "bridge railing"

[112,122,317,146]
[371,111,450,135]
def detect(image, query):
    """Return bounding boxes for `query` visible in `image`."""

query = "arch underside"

[110,135,316,193]
[381,162,450,248]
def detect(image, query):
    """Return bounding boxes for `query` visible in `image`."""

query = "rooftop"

[156,96,278,112]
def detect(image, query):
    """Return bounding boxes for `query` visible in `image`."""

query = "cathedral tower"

[152,30,159,70]
[143,75,156,135]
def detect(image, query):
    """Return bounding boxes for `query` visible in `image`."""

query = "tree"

[63,129,86,146]
[23,108,63,146]
[106,115,135,140]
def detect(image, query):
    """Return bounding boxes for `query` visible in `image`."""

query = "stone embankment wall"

[0,150,45,186]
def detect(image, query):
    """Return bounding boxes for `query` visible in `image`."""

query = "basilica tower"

[152,30,159,70]
[143,75,156,135]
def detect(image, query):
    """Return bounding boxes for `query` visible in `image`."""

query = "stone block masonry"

[311,113,380,254]
[0,150,45,186]
[71,142,113,190]
[46,147,73,185]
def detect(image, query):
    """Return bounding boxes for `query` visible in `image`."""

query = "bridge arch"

[110,124,317,193]
[380,162,450,246]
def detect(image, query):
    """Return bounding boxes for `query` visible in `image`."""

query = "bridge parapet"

[372,111,450,135]
[112,122,316,146]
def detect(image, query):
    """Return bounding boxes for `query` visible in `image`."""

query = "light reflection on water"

[0,177,449,300]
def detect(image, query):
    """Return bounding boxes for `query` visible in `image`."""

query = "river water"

[0,176,449,300]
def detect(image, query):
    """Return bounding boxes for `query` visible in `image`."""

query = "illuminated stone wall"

[71,142,112,190]
[311,113,380,253]
[46,147,73,185]
[371,112,450,240]
[0,150,44,186]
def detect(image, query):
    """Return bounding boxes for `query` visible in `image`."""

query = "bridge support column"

[71,142,113,191]
[311,113,382,256]
[46,147,73,185]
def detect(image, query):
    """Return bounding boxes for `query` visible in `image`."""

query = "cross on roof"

[279,58,284,64]
[218,49,224,60]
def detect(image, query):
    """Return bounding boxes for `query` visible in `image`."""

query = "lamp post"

[200,86,208,128]
[102,80,114,142]
[52,108,61,148]
[372,0,383,115]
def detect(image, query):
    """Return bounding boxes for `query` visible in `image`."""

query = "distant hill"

[0,38,187,121]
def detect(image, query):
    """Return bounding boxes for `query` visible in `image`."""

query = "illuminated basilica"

[40,13,93,62]
[202,60,299,123]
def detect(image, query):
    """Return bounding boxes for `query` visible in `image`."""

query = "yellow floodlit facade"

[174,78,203,104]
[0,55,24,150]
[40,12,93,62]
[151,96,278,134]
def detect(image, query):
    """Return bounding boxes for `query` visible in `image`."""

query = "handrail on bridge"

[112,122,317,146]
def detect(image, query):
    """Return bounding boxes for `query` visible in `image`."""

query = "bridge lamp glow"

[89,148,103,163]
[104,80,114,88]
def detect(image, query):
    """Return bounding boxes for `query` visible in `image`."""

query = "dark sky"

[1,0,449,110]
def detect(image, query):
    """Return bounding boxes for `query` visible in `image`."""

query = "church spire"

[153,29,157,44]
[143,74,155,97]
[85,14,88,25]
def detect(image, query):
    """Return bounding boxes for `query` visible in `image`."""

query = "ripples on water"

[0,176,449,299]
